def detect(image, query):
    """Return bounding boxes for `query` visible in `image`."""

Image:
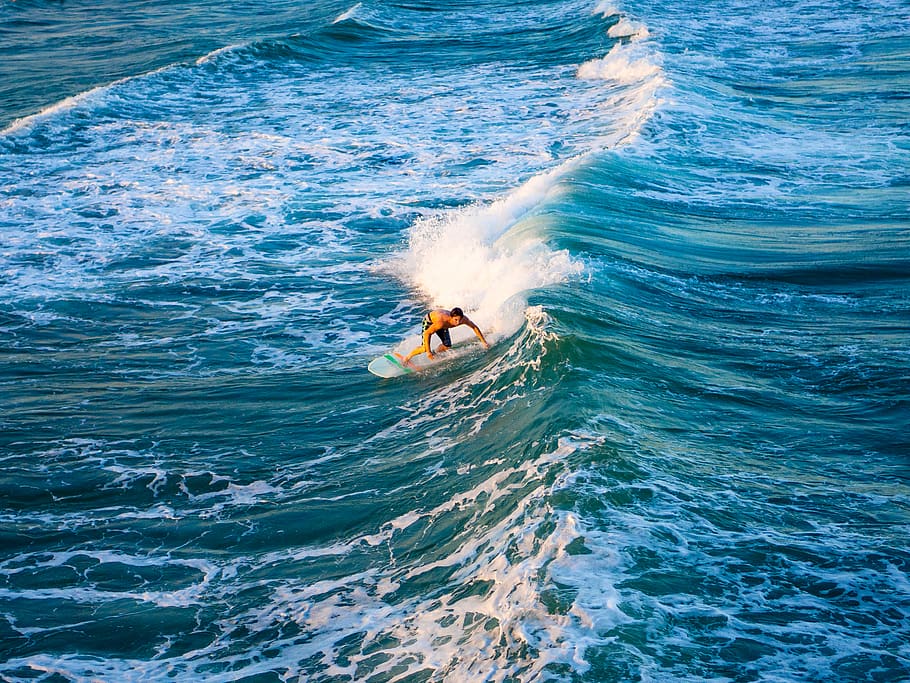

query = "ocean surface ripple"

[1,0,908,680]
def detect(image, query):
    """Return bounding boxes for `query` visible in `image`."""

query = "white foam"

[578,43,662,84]
[396,162,585,338]
[2,88,101,136]
[593,0,620,18]
[608,17,650,40]
[0,550,218,612]
[195,44,246,65]
[377,8,665,338]
[1,66,170,136]
[333,2,362,24]
[200,434,625,681]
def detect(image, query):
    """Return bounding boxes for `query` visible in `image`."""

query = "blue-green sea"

[2,0,909,680]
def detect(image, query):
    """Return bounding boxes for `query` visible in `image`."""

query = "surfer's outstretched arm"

[462,316,490,348]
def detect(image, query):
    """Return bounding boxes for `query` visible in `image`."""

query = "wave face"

[1,0,909,681]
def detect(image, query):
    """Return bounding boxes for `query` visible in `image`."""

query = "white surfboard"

[367,351,419,378]
[367,325,481,378]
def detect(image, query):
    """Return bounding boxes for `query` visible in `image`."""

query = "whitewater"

[1,0,908,681]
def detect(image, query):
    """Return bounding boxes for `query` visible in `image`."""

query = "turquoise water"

[1,0,909,680]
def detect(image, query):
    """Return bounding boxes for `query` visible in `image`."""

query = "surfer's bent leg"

[404,315,436,363]
[435,328,452,353]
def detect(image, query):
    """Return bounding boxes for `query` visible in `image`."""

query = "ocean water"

[1,0,908,680]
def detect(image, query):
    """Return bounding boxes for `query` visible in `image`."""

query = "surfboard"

[367,352,418,378]
[367,325,481,378]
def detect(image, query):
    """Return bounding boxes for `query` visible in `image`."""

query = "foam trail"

[211,436,625,681]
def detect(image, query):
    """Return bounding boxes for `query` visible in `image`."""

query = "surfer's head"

[450,307,464,322]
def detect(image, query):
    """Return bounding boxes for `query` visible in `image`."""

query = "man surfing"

[403,307,489,365]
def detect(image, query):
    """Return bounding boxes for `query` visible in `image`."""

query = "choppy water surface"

[1,0,908,680]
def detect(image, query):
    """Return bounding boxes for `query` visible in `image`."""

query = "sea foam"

[400,162,584,337]
[398,9,666,337]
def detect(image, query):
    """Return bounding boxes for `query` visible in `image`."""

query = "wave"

[1,6,668,679]
[390,8,666,337]
[3,2,909,682]
[332,2,363,24]
[393,163,585,337]
[2,0,667,325]
[1,72,146,137]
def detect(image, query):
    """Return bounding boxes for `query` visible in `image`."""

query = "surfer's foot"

[436,344,450,353]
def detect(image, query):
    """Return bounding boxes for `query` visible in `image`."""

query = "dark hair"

[451,307,464,317]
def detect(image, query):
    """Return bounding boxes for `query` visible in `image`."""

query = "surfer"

[403,308,489,364]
